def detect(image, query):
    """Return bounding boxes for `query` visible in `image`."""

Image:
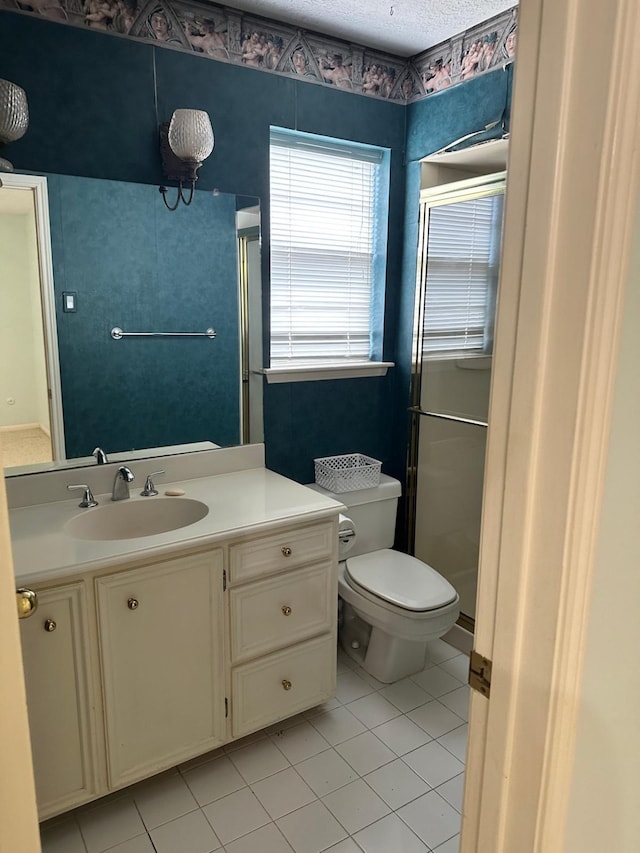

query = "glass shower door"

[408,174,505,625]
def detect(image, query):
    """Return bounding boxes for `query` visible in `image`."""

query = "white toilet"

[309,474,460,683]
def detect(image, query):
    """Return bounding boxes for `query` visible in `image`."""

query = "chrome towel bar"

[111,327,216,340]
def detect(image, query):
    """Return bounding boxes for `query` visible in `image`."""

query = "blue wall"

[0,11,511,487]
[47,175,240,457]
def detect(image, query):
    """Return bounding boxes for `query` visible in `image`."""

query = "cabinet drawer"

[229,520,335,583]
[230,562,335,662]
[231,634,336,737]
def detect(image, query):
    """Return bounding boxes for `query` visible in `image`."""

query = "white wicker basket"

[314,453,382,493]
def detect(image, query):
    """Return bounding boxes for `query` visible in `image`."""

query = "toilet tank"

[307,474,402,557]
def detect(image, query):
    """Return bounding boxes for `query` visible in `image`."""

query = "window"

[268,128,390,379]
[418,176,505,358]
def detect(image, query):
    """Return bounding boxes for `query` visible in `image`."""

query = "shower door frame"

[407,172,506,627]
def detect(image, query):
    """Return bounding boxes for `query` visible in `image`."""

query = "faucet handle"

[67,484,98,508]
[141,470,165,497]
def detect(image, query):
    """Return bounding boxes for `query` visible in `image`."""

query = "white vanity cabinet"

[227,520,337,737]
[13,478,340,821]
[96,550,226,789]
[19,583,97,820]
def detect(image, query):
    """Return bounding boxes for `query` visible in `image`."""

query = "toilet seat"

[345,549,458,612]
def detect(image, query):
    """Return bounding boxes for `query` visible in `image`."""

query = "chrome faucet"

[92,447,109,464]
[112,466,134,501]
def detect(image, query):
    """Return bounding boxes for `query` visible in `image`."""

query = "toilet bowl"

[307,475,460,683]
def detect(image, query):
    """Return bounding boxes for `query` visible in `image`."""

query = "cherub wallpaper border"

[0,0,517,103]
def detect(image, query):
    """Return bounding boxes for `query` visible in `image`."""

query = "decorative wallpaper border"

[0,0,517,103]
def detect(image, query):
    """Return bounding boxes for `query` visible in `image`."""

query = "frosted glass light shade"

[167,109,214,163]
[0,79,29,144]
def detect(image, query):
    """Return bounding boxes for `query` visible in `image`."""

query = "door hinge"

[469,649,492,698]
[225,697,229,718]
[223,569,227,591]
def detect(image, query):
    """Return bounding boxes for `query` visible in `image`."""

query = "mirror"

[0,174,261,476]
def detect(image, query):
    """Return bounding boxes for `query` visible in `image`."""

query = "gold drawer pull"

[16,588,38,619]
[282,679,292,691]
[127,598,139,610]
[281,546,292,557]
[281,605,292,616]
[44,619,57,633]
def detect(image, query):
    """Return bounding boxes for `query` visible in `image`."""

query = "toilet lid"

[345,549,458,612]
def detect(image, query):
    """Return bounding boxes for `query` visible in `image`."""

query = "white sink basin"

[65,498,209,541]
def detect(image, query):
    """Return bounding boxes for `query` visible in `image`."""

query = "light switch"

[62,291,77,312]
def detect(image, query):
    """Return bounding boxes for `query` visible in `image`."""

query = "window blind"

[421,193,504,357]
[269,130,383,365]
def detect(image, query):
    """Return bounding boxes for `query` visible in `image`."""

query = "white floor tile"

[410,667,463,698]
[433,834,460,853]
[408,700,465,740]
[224,822,294,853]
[270,721,330,764]
[302,697,341,718]
[132,771,198,829]
[335,671,375,704]
[77,796,146,853]
[228,739,290,783]
[377,678,431,713]
[40,818,87,853]
[101,837,154,853]
[295,748,359,796]
[437,654,470,684]
[251,767,317,819]
[355,669,387,691]
[149,809,221,853]
[353,813,429,853]
[346,694,401,729]
[267,713,310,735]
[308,707,366,746]
[322,779,390,835]
[335,731,396,776]
[425,640,460,665]
[403,741,465,788]
[223,731,268,754]
[202,787,270,844]
[182,755,247,806]
[397,791,461,850]
[364,759,430,810]
[437,725,469,763]
[436,773,465,813]
[437,686,470,722]
[371,716,432,756]
[276,800,347,853]
[323,841,362,853]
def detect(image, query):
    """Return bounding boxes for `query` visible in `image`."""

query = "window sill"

[260,362,395,384]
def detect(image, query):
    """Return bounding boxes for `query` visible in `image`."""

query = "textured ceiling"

[217,0,516,57]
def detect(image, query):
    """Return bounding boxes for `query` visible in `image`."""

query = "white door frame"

[1,173,65,462]
[463,0,640,849]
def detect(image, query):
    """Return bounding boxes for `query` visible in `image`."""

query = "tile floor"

[40,639,470,853]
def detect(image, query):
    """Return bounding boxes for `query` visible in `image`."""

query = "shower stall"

[407,156,506,629]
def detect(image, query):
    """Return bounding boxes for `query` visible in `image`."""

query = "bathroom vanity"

[8,445,342,820]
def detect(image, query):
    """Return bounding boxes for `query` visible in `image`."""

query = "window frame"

[265,127,393,383]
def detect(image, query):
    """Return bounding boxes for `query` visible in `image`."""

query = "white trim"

[261,362,394,383]
[0,173,65,463]
[463,0,640,850]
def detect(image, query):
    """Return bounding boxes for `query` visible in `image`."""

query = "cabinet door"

[20,583,96,819]
[97,551,225,788]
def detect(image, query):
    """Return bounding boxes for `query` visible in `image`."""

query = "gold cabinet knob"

[16,588,38,619]
[44,619,57,633]
[282,679,292,691]
[281,605,292,616]
[281,546,292,557]
[127,598,139,610]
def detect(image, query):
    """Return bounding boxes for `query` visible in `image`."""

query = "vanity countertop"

[10,467,344,586]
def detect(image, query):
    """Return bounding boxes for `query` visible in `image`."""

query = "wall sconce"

[0,79,29,175]
[159,109,214,211]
